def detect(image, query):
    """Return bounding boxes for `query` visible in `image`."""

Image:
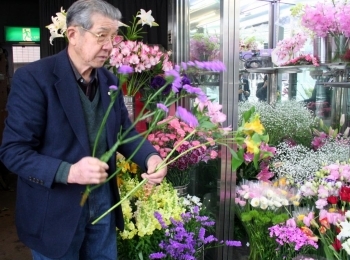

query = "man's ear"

[66,26,78,45]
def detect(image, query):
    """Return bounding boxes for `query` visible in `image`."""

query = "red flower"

[339,186,350,202]
[327,195,338,205]
[332,238,342,251]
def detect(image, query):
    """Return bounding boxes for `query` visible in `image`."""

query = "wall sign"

[4,26,40,42]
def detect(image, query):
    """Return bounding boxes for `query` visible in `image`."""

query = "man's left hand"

[141,155,167,185]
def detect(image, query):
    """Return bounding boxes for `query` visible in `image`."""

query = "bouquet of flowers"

[235,180,300,260]
[190,33,220,61]
[269,222,319,259]
[109,40,173,96]
[271,32,308,66]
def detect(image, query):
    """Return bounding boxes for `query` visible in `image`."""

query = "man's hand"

[141,154,167,185]
[68,157,109,185]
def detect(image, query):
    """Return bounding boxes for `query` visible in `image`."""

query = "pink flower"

[315,198,328,209]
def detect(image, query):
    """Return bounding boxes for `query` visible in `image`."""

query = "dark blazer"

[0,49,157,258]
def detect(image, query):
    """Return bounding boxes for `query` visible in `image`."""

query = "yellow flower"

[130,163,139,174]
[243,116,264,135]
[244,136,259,154]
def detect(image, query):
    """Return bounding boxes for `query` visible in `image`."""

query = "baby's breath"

[270,140,350,185]
[239,101,317,147]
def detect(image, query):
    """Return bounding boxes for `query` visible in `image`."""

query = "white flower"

[250,197,260,207]
[342,239,350,255]
[346,210,350,219]
[136,9,159,27]
[337,221,350,240]
[46,7,67,45]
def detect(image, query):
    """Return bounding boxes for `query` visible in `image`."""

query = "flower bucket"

[123,95,134,122]
[314,34,350,63]
[173,184,189,197]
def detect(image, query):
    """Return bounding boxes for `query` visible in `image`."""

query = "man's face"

[73,13,119,69]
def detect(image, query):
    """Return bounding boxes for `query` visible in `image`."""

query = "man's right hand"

[68,157,109,185]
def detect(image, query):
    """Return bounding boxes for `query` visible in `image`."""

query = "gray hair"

[66,0,122,29]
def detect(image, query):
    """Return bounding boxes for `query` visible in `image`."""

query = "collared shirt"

[69,57,98,101]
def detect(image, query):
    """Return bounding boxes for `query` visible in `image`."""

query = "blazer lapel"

[53,51,91,155]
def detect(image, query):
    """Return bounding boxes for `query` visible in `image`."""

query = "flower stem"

[92,178,148,224]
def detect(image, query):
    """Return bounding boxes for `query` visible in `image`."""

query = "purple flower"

[118,65,133,74]
[165,69,182,93]
[157,103,169,113]
[149,252,166,259]
[176,106,199,128]
[109,85,118,91]
[151,75,166,90]
[225,240,242,247]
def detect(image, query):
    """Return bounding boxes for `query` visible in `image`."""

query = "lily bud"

[340,114,345,127]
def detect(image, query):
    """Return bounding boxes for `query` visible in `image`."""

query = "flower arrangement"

[150,205,241,259]
[293,1,350,62]
[300,1,350,38]
[271,32,308,66]
[190,33,220,61]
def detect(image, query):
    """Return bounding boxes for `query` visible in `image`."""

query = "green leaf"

[231,149,244,171]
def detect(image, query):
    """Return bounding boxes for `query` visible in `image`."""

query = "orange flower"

[301,226,319,242]
[319,218,330,229]
[319,226,327,234]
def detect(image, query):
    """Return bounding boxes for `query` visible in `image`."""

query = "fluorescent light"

[190,11,216,24]
[196,15,220,27]
[190,0,217,13]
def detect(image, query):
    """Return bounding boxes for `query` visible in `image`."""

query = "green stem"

[92,178,148,224]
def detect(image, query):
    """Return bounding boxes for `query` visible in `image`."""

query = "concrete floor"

[0,173,31,260]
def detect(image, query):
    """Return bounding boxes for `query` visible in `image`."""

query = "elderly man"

[0,0,166,259]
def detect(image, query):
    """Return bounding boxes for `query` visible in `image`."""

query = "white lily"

[46,7,67,45]
[136,9,159,27]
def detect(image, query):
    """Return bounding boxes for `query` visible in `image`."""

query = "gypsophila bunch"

[270,141,350,186]
[238,100,317,147]
[149,205,241,260]
[269,223,318,259]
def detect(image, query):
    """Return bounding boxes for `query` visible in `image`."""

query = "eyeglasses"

[79,27,122,47]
